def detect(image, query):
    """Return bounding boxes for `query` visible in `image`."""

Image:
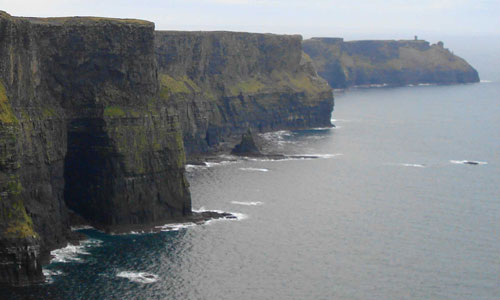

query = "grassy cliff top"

[156,30,302,39]
[0,11,153,27]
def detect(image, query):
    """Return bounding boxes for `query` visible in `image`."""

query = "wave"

[186,159,240,171]
[185,164,207,171]
[239,167,269,172]
[331,118,352,123]
[50,239,103,263]
[245,153,342,163]
[309,127,333,131]
[261,130,292,139]
[354,83,389,88]
[42,269,64,284]
[231,201,263,206]
[400,163,426,168]
[480,80,492,83]
[260,130,293,145]
[294,153,343,159]
[154,222,197,232]
[70,225,94,231]
[117,271,159,284]
[205,161,234,167]
[450,160,488,165]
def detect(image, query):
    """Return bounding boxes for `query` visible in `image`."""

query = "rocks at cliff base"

[231,130,262,156]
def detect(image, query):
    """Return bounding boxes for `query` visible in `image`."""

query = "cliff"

[0,13,334,286]
[155,31,333,155]
[303,37,480,88]
[0,12,189,285]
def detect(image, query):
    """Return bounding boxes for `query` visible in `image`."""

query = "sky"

[1,0,499,39]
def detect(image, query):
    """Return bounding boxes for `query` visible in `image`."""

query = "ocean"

[3,80,499,299]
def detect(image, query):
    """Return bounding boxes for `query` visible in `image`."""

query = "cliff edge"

[303,37,480,88]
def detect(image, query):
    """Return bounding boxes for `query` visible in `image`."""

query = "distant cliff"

[0,12,189,285]
[155,31,333,155]
[303,38,480,88]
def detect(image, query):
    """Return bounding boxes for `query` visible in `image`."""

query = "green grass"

[104,106,126,118]
[1,178,37,239]
[228,77,266,95]
[23,16,152,26]
[160,74,201,96]
[0,81,19,125]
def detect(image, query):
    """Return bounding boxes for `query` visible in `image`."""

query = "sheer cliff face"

[303,38,480,88]
[0,12,189,285]
[155,31,334,155]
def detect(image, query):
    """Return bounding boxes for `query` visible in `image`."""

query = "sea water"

[3,81,499,299]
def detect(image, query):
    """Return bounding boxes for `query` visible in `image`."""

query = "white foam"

[43,269,63,276]
[239,167,269,172]
[206,160,239,167]
[43,269,63,283]
[231,201,263,206]
[50,239,103,263]
[480,80,492,83]
[450,160,488,165]
[310,127,332,130]
[400,163,426,168]
[245,153,342,163]
[354,83,389,88]
[260,130,293,141]
[70,225,94,231]
[154,222,197,232]
[295,153,343,159]
[117,271,159,284]
[331,118,351,123]
[186,159,240,171]
[186,164,207,171]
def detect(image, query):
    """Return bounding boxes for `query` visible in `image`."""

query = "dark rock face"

[231,130,261,156]
[155,31,334,156]
[0,12,190,285]
[303,37,480,88]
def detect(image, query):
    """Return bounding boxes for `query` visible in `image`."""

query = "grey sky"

[1,0,499,38]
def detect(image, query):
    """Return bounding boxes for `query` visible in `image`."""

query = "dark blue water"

[3,82,499,300]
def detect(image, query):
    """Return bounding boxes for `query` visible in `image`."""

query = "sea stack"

[231,130,262,156]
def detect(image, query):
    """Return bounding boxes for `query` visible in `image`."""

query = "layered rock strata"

[155,31,334,156]
[303,37,479,88]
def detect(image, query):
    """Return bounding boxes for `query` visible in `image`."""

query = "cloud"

[0,0,498,35]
